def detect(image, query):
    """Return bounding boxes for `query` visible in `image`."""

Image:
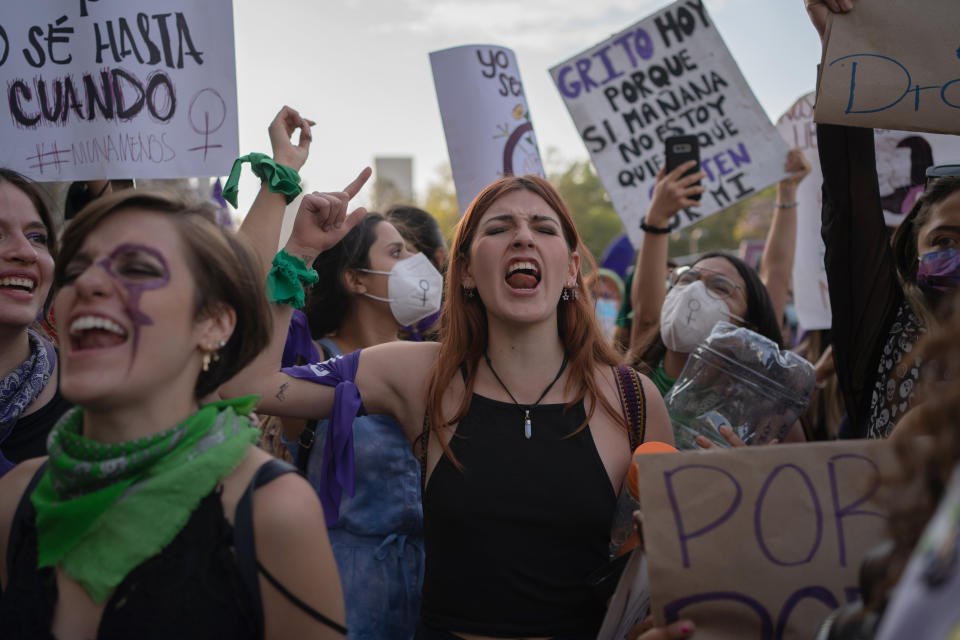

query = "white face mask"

[359,252,443,326]
[595,298,618,340]
[660,280,744,353]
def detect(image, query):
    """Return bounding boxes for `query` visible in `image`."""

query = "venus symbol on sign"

[419,279,430,305]
[188,88,227,160]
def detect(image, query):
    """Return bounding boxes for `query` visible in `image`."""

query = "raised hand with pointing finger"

[286,167,373,265]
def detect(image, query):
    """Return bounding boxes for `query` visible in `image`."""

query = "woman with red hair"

[233,173,676,639]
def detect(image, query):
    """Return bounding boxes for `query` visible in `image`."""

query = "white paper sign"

[777,91,960,331]
[0,0,238,181]
[549,0,790,248]
[430,45,544,215]
[776,93,831,331]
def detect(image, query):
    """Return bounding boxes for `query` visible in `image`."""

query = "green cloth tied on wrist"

[267,249,319,309]
[222,152,302,208]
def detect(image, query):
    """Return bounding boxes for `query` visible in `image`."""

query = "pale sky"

[231,0,822,215]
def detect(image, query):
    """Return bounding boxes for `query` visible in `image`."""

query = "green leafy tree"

[547,160,624,261]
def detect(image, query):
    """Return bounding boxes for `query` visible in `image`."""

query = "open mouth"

[505,261,541,290]
[69,315,129,351]
[0,276,37,294]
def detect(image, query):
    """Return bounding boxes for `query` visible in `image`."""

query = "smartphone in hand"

[664,135,701,201]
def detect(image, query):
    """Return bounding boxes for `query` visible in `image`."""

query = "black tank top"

[421,394,616,637]
[0,459,346,639]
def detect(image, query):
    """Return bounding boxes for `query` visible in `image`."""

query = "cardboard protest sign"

[815,0,960,135]
[636,439,894,640]
[430,45,544,215]
[549,0,789,247]
[777,91,960,331]
[0,0,238,181]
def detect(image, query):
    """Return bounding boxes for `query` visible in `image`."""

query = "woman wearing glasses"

[807,0,960,440]
[626,164,796,390]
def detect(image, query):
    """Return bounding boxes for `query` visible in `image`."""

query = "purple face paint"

[917,247,960,292]
[96,243,170,370]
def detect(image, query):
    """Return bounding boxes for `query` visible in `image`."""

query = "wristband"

[640,217,672,234]
[222,153,302,208]
[774,201,798,209]
[267,249,319,309]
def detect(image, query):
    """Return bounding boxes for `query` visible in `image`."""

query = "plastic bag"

[664,322,815,449]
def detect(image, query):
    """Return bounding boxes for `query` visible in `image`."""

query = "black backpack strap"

[613,365,647,451]
[234,459,299,639]
[295,341,336,474]
[5,460,49,591]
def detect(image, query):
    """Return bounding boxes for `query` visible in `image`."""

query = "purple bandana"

[281,310,321,368]
[918,248,960,293]
[282,351,366,525]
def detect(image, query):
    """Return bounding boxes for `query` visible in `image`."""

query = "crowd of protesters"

[1,0,959,638]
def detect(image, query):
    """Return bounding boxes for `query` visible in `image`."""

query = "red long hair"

[423,175,624,463]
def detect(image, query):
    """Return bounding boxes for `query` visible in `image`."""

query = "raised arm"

[239,106,314,271]
[805,0,903,435]
[760,148,811,328]
[225,170,438,444]
[629,161,706,351]
[225,170,371,420]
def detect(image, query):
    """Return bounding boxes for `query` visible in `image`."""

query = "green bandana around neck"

[30,395,261,603]
[222,152,301,208]
[650,360,676,397]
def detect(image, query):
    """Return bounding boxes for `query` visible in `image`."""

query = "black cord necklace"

[483,351,569,440]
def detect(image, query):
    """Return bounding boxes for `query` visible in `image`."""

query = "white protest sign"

[776,93,830,331]
[549,0,789,247]
[814,0,960,135]
[638,439,895,640]
[777,91,960,331]
[0,0,238,181]
[430,45,544,216]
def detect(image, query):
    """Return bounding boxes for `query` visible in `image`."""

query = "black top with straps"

[1,459,347,639]
[420,367,646,638]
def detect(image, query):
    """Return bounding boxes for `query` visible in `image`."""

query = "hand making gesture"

[269,105,315,171]
[286,167,373,264]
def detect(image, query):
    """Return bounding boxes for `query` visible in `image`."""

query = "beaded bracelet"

[222,153,302,208]
[267,249,319,309]
[774,201,799,209]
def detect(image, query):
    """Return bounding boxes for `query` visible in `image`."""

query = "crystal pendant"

[524,409,532,439]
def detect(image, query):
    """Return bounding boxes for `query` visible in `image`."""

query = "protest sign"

[815,0,960,135]
[549,0,789,247]
[778,91,960,331]
[0,0,238,181]
[430,45,544,215]
[776,93,830,331]
[637,439,894,640]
